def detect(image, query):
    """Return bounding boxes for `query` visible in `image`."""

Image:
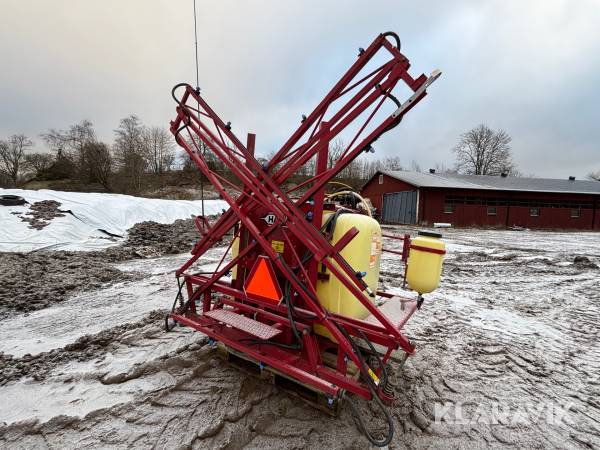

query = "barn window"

[378,174,384,184]
[487,206,497,216]
[571,208,581,218]
[443,203,454,214]
[530,207,540,217]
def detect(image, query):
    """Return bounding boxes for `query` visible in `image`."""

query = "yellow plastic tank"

[315,212,382,338]
[406,231,445,294]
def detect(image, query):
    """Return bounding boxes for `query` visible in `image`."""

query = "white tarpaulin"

[0,189,229,252]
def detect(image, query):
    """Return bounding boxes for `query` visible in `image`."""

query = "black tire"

[0,195,26,206]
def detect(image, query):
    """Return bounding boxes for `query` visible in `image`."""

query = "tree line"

[0,115,175,193]
[0,121,414,193]
[2,121,598,193]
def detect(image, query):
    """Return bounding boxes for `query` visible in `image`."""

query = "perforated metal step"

[365,296,418,330]
[204,309,282,340]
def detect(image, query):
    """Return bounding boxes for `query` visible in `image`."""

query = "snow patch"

[0,189,228,252]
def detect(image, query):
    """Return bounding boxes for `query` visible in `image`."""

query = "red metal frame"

[168,32,440,404]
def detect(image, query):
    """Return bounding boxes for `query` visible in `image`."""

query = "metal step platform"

[365,296,418,330]
[204,309,282,340]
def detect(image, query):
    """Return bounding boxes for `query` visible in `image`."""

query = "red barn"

[361,170,600,230]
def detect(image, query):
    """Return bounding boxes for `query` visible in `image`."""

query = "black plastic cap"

[418,230,442,238]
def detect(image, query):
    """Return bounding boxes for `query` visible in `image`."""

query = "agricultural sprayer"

[166,32,444,446]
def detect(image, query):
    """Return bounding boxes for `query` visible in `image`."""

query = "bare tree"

[50,149,77,180]
[361,158,385,180]
[0,134,33,185]
[432,161,455,174]
[41,120,96,179]
[24,153,55,178]
[0,171,9,187]
[327,139,345,169]
[0,140,11,186]
[340,158,362,180]
[382,156,402,171]
[262,150,281,173]
[409,160,421,172]
[453,124,515,175]
[113,115,148,192]
[144,126,175,174]
[322,139,365,182]
[82,142,113,190]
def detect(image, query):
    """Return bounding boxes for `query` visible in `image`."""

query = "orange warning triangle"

[244,256,282,305]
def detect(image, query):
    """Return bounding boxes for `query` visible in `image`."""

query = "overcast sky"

[1,0,599,178]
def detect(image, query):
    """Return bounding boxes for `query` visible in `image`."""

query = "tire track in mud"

[0,310,169,385]
[435,233,597,448]
[0,339,362,449]
[0,310,454,449]
[380,228,600,448]
[1,228,599,449]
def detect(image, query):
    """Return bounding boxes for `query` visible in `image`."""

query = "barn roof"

[375,170,600,195]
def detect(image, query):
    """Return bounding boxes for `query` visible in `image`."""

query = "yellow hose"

[326,181,355,191]
[325,190,372,217]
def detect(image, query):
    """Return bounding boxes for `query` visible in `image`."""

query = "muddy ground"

[0,219,201,318]
[0,226,599,449]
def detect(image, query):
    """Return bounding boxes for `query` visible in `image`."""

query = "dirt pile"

[0,218,201,318]
[119,218,199,257]
[14,200,66,229]
[573,255,598,270]
[0,251,134,317]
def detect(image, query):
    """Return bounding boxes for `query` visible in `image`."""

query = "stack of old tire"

[0,195,26,206]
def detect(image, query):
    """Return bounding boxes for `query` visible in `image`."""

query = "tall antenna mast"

[193,0,200,90]
[193,0,205,220]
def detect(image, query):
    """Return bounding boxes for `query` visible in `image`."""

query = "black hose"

[165,277,185,332]
[171,84,195,145]
[172,82,193,106]
[382,31,401,50]
[323,207,353,236]
[336,323,395,447]
[174,123,188,147]
[281,248,394,448]
[345,392,394,448]
[386,91,401,109]
[358,329,389,390]
[284,282,303,345]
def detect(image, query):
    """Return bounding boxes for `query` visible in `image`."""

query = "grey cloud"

[0,0,598,177]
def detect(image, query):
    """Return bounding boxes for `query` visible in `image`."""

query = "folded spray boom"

[167,32,441,446]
